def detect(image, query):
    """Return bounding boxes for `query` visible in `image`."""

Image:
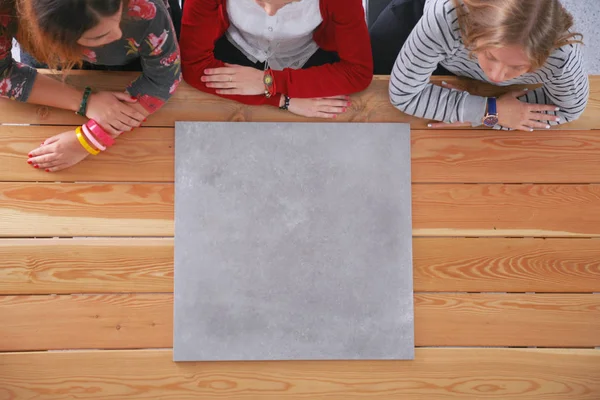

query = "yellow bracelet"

[76,126,100,156]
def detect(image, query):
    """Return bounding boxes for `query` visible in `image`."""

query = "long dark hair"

[16,0,126,69]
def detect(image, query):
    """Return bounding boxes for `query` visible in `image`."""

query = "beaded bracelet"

[75,127,100,155]
[82,123,106,151]
[86,119,115,147]
[76,87,92,117]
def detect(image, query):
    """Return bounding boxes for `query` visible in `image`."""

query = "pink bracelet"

[82,124,106,151]
[86,119,115,147]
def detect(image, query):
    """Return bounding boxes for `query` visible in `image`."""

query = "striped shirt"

[389,0,589,128]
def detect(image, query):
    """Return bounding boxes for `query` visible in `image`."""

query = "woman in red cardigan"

[180,0,373,118]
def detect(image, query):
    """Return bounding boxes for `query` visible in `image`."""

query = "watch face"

[483,115,499,127]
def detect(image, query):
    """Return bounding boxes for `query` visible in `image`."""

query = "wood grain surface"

[3,126,600,184]
[1,348,599,399]
[1,293,598,351]
[2,183,599,237]
[0,183,173,237]
[2,238,599,295]
[412,184,600,237]
[1,73,599,130]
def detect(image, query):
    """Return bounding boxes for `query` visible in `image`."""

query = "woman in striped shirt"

[380,0,588,131]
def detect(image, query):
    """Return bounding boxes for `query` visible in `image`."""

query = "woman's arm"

[389,0,487,125]
[270,0,373,98]
[180,0,279,106]
[126,0,182,114]
[516,45,589,126]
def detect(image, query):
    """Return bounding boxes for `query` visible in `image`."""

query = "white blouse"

[225,0,323,70]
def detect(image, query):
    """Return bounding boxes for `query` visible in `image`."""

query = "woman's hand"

[27,130,92,172]
[497,90,561,131]
[287,96,351,119]
[86,91,146,135]
[202,63,264,95]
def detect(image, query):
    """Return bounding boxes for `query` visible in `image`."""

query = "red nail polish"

[28,153,33,157]
[34,165,39,169]
[45,169,50,172]
[130,96,137,100]
[27,160,32,165]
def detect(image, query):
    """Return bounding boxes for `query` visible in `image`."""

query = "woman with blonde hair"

[375,0,588,130]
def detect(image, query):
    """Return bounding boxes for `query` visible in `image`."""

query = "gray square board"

[174,122,414,362]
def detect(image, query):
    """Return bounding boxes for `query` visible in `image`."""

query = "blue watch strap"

[487,97,497,115]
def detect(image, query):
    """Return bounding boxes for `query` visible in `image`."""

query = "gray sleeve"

[388,0,486,125]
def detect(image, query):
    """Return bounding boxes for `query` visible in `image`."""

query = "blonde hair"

[453,0,583,70]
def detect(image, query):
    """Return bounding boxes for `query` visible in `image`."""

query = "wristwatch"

[482,97,499,127]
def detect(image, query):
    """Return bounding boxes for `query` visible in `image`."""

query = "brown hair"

[453,0,583,70]
[14,0,126,70]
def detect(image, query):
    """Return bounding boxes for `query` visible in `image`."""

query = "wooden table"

[0,73,599,399]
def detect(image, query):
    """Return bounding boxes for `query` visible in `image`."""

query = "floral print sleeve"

[125,0,181,113]
[0,9,37,102]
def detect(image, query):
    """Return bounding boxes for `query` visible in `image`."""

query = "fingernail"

[347,102,351,106]
[144,118,147,122]
[546,125,551,129]
[556,117,561,121]
[427,124,432,128]
[333,115,337,118]
[343,107,347,112]
[28,153,32,157]
[442,81,447,85]
[524,88,529,91]
[34,165,39,169]
[555,107,560,111]
[530,129,534,132]
[45,169,50,172]
[27,160,32,165]
[130,96,137,100]
[40,142,45,146]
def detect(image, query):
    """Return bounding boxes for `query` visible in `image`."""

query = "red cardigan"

[180,0,373,106]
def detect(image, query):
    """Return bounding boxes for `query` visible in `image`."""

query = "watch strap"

[487,97,497,116]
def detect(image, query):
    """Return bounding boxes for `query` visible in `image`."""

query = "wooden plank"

[414,293,600,347]
[0,183,173,237]
[4,126,600,184]
[412,184,600,237]
[411,130,600,183]
[1,348,599,399]
[0,294,173,351]
[1,293,598,350]
[2,183,599,238]
[2,238,599,295]
[0,239,173,294]
[413,238,600,292]
[0,126,173,182]
[1,72,599,130]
